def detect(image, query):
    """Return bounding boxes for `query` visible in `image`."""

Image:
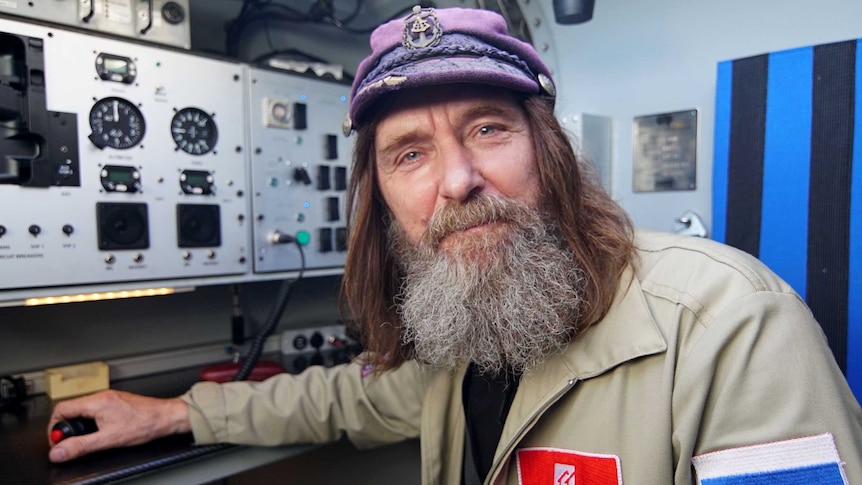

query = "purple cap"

[344,6,556,135]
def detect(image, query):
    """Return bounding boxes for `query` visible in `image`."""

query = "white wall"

[533,0,862,233]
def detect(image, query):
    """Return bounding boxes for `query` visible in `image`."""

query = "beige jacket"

[183,231,862,484]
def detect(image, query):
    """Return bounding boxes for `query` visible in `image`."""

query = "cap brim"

[350,55,540,126]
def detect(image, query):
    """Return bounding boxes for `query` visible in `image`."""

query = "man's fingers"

[48,444,69,463]
[48,433,105,463]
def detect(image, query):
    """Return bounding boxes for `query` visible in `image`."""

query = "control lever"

[1,137,40,183]
[51,418,98,443]
[674,210,707,238]
[293,167,312,186]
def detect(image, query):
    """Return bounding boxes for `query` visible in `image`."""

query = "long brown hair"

[340,93,635,373]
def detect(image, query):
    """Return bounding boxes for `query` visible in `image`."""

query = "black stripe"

[808,40,855,372]
[726,55,769,257]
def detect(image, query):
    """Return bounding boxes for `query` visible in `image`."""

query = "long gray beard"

[390,195,586,376]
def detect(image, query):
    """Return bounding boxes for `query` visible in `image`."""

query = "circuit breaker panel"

[247,67,352,274]
[0,17,249,292]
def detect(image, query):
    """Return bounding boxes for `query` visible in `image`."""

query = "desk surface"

[0,366,313,485]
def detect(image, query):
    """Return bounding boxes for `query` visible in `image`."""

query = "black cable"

[69,443,234,485]
[139,0,153,34]
[234,240,305,381]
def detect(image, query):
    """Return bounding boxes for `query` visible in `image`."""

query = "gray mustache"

[423,196,527,248]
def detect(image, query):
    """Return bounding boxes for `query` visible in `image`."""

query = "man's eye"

[478,125,498,136]
[398,151,420,165]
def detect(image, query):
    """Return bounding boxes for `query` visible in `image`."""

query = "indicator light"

[296,230,311,246]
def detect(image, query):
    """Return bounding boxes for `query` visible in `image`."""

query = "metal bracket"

[674,210,707,238]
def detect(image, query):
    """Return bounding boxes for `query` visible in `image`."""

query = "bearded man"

[49,6,862,485]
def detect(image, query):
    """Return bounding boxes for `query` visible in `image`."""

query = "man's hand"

[47,389,191,463]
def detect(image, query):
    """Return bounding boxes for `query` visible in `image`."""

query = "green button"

[296,230,311,246]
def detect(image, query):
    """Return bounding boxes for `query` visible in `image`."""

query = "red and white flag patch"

[517,447,623,485]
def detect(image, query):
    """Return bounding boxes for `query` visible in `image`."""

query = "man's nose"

[438,145,485,202]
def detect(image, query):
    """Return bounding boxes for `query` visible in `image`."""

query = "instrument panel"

[247,66,352,274]
[0,17,352,302]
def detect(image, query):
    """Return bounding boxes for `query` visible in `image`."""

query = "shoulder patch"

[692,433,848,484]
[517,447,622,485]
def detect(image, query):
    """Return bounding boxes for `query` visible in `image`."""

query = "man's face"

[374,85,541,255]
[371,85,583,375]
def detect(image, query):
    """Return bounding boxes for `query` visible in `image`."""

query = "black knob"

[50,418,98,443]
[162,1,185,24]
[29,225,41,236]
[0,225,6,237]
[310,332,324,349]
[62,224,74,235]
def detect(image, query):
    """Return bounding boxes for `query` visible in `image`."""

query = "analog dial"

[88,97,146,150]
[171,107,218,155]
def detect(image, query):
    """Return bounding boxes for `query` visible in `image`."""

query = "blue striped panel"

[847,38,862,402]
[701,463,845,485]
[759,47,813,298]
[713,61,733,242]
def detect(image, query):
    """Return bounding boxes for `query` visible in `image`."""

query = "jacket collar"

[491,266,668,477]
[554,265,667,379]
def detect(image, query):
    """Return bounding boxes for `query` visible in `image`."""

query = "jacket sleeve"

[671,290,862,483]
[181,358,428,449]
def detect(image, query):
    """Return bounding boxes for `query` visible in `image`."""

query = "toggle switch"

[293,167,312,186]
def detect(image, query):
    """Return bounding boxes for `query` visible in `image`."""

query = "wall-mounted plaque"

[633,109,697,192]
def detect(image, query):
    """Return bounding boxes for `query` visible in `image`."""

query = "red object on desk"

[50,418,98,443]
[199,360,285,383]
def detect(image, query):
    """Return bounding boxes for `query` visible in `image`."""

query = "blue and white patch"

[692,433,848,484]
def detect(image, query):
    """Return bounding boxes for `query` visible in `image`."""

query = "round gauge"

[88,97,146,150]
[171,107,218,155]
